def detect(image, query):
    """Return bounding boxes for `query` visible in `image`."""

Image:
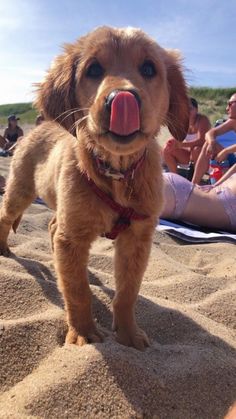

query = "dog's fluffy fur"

[0,27,189,350]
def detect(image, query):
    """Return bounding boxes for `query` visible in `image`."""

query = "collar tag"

[94,149,146,181]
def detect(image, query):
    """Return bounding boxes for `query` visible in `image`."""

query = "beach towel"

[157,219,236,243]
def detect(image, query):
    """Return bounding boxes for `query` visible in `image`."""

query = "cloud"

[0,0,235,104]
[145,16,192,48]
[0,77,34,104]
[0,1,22,30]
[0,0,41,42]
[192,64,236,76]
[0,64,46,104]
[0,65,45,78]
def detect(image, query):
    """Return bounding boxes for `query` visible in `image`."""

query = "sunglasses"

[227,100,236,107]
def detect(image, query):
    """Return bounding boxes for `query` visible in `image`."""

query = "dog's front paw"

[0,241,10,257]
[113,321,150,351]
[65,325,104,346]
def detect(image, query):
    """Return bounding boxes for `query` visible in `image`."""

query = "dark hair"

[7,114,19,129]
[8,120,19,129]
[190,97,198,109]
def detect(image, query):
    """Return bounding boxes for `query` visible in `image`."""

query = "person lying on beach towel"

[161,165,236,232]
[192,92,236,184]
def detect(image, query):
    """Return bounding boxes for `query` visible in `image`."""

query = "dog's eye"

[86,62,104,79]
[140,61,156,78]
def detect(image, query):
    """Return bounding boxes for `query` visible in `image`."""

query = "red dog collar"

[84,173,148,239]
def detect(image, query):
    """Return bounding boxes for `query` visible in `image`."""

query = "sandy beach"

[0,139,235,418]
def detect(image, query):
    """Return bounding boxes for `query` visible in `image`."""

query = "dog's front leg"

[54,233,103,346]
[113,223,154,350]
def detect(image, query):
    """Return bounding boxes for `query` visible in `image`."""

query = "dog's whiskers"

[54,108,89,125]
[70,115,89,135]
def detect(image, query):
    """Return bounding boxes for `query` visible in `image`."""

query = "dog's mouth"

[88,91,147,150]
[105,90,142,144]
[107,130,140,144]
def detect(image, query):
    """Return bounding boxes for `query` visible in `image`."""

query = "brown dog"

[0,27,189,350]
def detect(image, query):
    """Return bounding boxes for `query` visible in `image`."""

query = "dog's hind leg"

[0,170,36,256]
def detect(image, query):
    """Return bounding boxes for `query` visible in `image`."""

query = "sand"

[0,146,235,418]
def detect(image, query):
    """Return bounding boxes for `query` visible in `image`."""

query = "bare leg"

[163,146,190,172]
[190,145,202,163]
[192,142,223,184]
[54,231,104,346]
[112,224,154,350]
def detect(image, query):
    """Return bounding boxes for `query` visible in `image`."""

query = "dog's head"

[35,26,189,156]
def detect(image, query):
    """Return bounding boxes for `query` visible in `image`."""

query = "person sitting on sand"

[161,164,236,232]
[192,93,236,184]
[163,97,211,173]
[3,115,24,150]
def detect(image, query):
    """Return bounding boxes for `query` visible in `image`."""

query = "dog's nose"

[105,89,141,111]
[105,90,141,136]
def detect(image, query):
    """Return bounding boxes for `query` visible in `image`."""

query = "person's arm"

[181,115,211,149]
[206,118,236,143]
[3,129,8,140]
[0,135,6,148]
[18,127,24,137]
[3,129,10,149]
[204,118,236,158]
[216,144,236,162]
[213,163,236,186]
[163,137,179,151]
[7,142,18,153]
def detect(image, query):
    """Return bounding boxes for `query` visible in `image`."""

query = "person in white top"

[163,97,211,173]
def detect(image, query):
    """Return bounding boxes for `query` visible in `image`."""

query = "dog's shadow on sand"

[10,252,63,308]
[27,276,236,419]
[53,271,236,419]
[7,253,236,419]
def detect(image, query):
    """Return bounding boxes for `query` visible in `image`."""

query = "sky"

[0,0,235,104]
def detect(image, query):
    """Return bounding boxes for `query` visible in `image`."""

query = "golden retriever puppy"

[0,27,189,350]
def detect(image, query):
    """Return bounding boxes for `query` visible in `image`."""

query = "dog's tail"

[12,214,23,233]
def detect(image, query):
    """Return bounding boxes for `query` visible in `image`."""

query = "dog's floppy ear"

[34,44,79,134]
[165,50,189,141]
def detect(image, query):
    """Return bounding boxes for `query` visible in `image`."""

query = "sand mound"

[0,156,235,418]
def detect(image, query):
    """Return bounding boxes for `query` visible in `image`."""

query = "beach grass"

[0,87,235,126]
[0,102,37,125]
[189,87,236,123]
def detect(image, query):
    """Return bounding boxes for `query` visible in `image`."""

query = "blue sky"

[0,0,235,104]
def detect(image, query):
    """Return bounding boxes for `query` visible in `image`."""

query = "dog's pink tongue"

[109,91,140,136]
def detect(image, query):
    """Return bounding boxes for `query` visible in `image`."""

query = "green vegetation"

[0,87,235,126]
[189,87,236,124]
[0,103,37,125]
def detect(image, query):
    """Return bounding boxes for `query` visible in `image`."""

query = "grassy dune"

[0,103,37,125]
[0,87,235,127]
[189,87,236,123]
